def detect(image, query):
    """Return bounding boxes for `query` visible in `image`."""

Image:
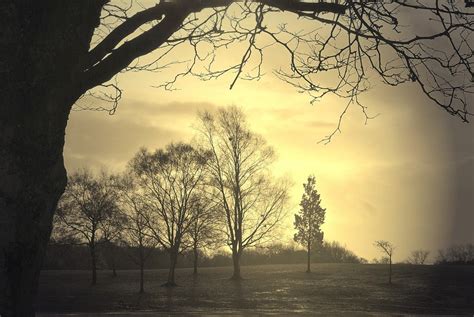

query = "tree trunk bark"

[0,146,67,316]
[307,240,311,273]
[0,2,103,316]
[231,249,242,280]
[164,250,178,287]
[193,244,198,276]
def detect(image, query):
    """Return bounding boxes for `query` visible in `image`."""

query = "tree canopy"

[294,175,325,272]
[294,175,325,248]
[81,0,474,141]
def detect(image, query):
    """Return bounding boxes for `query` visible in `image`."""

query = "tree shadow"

[163,285,177,310]
[229,278,247,309]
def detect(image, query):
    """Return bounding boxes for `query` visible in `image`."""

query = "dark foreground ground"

[37,264,474,315]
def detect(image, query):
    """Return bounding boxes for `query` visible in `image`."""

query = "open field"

[37,264,474,315]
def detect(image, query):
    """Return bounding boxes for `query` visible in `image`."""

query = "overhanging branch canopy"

[80,0,474,140]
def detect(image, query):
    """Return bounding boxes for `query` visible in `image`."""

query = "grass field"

[37,264,474,315]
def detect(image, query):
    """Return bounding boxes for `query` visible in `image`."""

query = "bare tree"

[2,1,474,314]
[99,212,127,278]
[116,173,157,293]
[188,192,221,276]
[406,249,430,265]
[374,240,395,284]
[294,175,325,273]
[196,106,289,279]
[130,143,208,286]
[100,185,128,278]
[54,169,120,285]
[436,244,474,264]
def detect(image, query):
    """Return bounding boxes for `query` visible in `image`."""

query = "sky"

[64,3,474,263]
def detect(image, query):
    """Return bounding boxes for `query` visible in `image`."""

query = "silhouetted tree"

[116,173,157,293]
[436,244,474,265]
[374,240,395,284]
[294,176,325,273]
[406,249,430,265]
[188,193,221,276]
[319,241,362,264]
[54,169,120,285]
[2,1,473,314]
[197,106,289,279]
[131,143,208,286]
[100,198,127,278]
[372,256,390,265]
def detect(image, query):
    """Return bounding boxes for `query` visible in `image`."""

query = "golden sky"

[65,6,474,262]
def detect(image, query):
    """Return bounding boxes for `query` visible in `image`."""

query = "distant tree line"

[43,240,366,271]
[435,244,474,265]
[370,244,474,266]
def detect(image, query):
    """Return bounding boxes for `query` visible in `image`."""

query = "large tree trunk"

[231,248,242,280]
[0,2,103,316]
[164,249,178,287]
[90,244,97,286]
[0,134,67,316]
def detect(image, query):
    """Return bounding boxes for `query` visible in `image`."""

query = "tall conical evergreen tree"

[294,175,326,273]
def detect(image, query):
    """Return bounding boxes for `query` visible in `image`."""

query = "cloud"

[117,99,217,119]
[64,100,216,172]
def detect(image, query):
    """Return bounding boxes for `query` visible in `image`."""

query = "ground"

[37,264,474,315]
